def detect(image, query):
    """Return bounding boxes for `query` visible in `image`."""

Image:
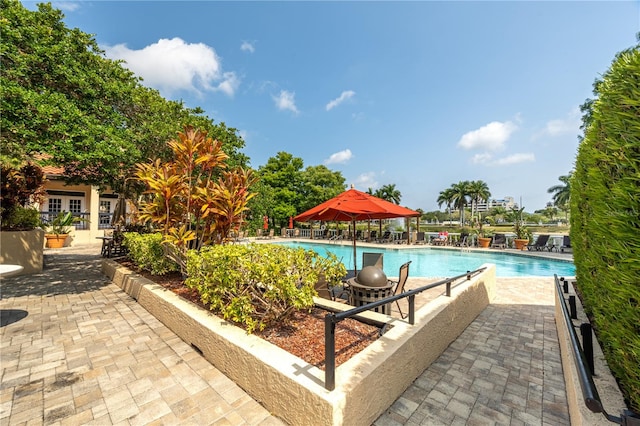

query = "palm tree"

[437,188,455,226]
[467,180,491,223]
[450,181,471,226]
[548,173,572,220]
[377,184,401,205]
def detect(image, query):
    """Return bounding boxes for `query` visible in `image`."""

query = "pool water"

[274,241,575,278]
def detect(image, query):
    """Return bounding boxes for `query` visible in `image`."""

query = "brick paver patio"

[1,248,283,425]
[2,243,571,425]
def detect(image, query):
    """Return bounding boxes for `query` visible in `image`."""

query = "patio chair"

[491,233,506,249]
[396,231,408,244]
[314,277,348,302]
[389,261,411,318]
[368,230,378,242]
[527,234,551,251]
[432,231,448,246]
[362,252,384,269]
[414,231,427,245]
[455,232,470,247]
[560,235,572,253]
[377,231,392,243]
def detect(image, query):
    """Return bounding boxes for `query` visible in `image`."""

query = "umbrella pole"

[352,219,357,273]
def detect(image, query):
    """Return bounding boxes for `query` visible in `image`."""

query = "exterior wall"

[41,178,117,245]
[103,260,497,426]
[0,229,44,275]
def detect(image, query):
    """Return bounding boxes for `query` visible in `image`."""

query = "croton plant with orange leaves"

[135,126,256,269]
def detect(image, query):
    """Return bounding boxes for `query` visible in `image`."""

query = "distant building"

[475,196,517,213]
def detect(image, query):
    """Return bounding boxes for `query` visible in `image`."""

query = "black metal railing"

[323,267,486,391]
[554,275,639,425]
[39,211,115,230]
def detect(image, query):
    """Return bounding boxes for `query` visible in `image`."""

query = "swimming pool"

[274,241,575,278]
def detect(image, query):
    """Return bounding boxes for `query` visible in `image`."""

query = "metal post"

[563,278,569,293]
[569,295,577,320]
[408,295,415,325]
[446,281,451,297]
[581,323,595,376]
[324,314,336,390]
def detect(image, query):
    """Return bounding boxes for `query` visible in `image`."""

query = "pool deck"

[1,240,572,425]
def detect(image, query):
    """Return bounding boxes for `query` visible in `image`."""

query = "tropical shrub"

[122,232,179,275]
[571,41,640,412]
[1,160,45,230]
[135,126,257,270]
[185,244,347,333]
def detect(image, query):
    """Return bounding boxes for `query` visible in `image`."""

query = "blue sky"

[24,1,639,212]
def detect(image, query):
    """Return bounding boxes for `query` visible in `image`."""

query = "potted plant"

[42,211,85,248]
[510,207,532,250]
[473,220,492,248]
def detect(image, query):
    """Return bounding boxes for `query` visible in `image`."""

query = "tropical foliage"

[135,127,256,270]
[368,184,402,205]
[122,233,179,275]
[0,160,46,229]
[571,40,640,412]
[185,244,346,333]
[437,180,491,226]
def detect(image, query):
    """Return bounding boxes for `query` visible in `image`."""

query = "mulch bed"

[114,259,380,369]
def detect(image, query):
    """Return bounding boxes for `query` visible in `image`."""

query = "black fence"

[323,267,486,391]
[39,211,115,230]
[554,275,639,425]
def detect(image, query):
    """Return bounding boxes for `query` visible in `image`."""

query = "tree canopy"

[255,152,345,228]
[0,0,246,193]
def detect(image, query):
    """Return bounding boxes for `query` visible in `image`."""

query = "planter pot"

[45,234,68,248]
[478,237,492,248]
[514,238,529,250]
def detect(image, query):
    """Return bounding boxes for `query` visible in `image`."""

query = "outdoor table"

[345,277,393,314]
[0,264,24,278]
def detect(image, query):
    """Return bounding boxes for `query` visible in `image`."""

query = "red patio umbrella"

[288,216,293,229]
[294,187,419,271]
[263,215,269,230]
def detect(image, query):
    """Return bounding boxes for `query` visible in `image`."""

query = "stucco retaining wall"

[102,260,496,426]
[0,229,44,275]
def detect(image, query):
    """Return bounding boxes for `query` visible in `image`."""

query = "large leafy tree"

[1,0,247,195]
[257,152,304,228]
[298,165,346,212]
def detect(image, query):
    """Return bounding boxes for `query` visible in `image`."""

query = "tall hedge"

[571,41,640,412]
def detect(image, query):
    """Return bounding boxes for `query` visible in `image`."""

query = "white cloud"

[493,153,535,165]
[104,37,239,97]
[240,41,255,53]
[273,90,299,114]
[457,120,518,151]
[326,90,356,111]
[53,2,80,11]
[353,172,378,190]
[324,149,353,165]
[470,153,493,164]
[539,107,581,137]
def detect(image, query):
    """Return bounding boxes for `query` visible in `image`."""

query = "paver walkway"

[375,277,570,425]
[1,246,284,425]
[2,243,571,425]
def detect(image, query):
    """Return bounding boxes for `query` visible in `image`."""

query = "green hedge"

[185,243,346,333]
[122,232,179,275]
[571,42,640,412]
